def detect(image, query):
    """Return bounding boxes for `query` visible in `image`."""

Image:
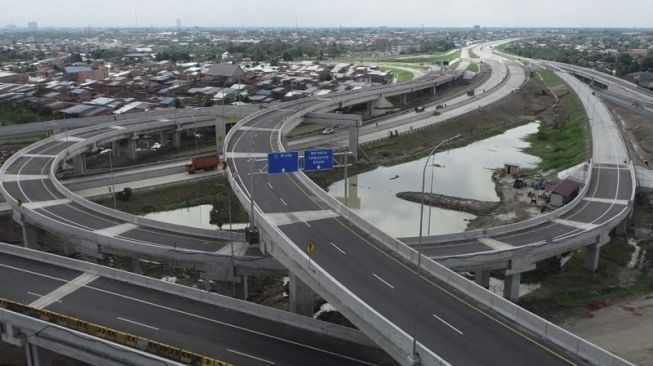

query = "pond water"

[142,204,248,230]
[327,122,542,237]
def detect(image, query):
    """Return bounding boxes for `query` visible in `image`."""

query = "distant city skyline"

[1,0,651,29]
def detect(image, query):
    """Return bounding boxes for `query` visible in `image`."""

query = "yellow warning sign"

[305,242,316,256]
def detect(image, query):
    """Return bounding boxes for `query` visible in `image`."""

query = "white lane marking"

[54,136,85,142]
[267,182,274,190]
[329,242,346,255]
[23,199,72,210]
[94,223,138,237]
[372,273,394,289]
[280,198,288,206]
[227,348,275,365]
[1,174,48,182]
[302,220,312,228]
[30,273,99,309]
[2,262,378,365]
[583,197,629,205]
[118,317,160,331]
[433,314,464,335]
[553,219,599,231]
[26,291,62,303]
[22,154,57,158]
[264,210,339,226]
[110,126,125,130]
[477,237,514,251]
[239,126,278,132]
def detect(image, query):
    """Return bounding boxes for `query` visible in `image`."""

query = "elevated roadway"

[0,243,393,366]
[0,40,635,366]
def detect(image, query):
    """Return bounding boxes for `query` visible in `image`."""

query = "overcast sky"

[1,0,651,29]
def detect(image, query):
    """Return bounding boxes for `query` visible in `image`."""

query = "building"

[0,71,28,84]
[549,180,580,207]
[626,71,653,90]
[176,18,182,30]
[28,21,37,30]
[203,64,246,79]
[64,66,108,82]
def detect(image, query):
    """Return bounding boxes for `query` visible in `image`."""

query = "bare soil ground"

[607,101,653,166]
[560,294,653,365]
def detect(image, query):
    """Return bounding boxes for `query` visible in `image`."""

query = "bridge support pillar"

[399,94,407,106]
[173,131,182,149]
[72,154,85,175]
[348,127,359,160]
[584,243,601,272]
[289,273,315,317]
[131,257,143,274]
[215,119,226,156]
[25,344,53,366]
[241,275,249,300]
[21,223,39,249]
[475,270,490,289]
[614,219,628,237]
[503,273,521,302]
[111,141,120,158]
[127,138,137,161]
[366,101,374,119]
[432,85,437,96]
[159,131,168,147]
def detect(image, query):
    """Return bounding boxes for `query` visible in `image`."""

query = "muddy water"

[327,122,541,237]
[143,204,248,230]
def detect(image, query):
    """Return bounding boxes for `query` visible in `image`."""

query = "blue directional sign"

[268,152,299,174]
[304,149,334,172]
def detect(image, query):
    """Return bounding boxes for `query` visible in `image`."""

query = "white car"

[321,128,335,135]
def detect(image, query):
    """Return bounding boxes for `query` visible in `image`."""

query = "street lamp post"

[411,133,462,361]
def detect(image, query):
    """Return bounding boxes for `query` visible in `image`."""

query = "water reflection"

[328,122,541,237]
[143,204,248,230]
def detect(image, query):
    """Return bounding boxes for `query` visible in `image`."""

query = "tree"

[174,97,184,109]
[318,69,331,82]
[69,53,83,63]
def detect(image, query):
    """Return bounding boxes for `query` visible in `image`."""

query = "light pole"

[216,183,234,297]
[426,163,445,236]
[411,133,462,361]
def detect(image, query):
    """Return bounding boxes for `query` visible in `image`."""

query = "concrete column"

[366,101,374,119]
[22,223,39,249]
[127,138,137,161]
[432,85,437,96]
[475,270,490,289]
[503,273,521,302]
[348,127,359,160]
[72,154,85,175]
[242,275,248,301]
[288,273,315,316]
[584,243,600,272]
[215,119,226,156]
[26,344,53,366]
[131,257,143,274]
[159,131,168,147]
[173,130,182,149]
[399,94,407,106]
[111,141,120,158]
[614,219,628,237]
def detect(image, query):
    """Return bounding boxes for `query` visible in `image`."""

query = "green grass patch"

[380,67,414,83]
[535,70,564,88]
[94,179,248,222]
[0,103,53,126]
[521,239,653,309]
[524,89,589,173]
[377,49,461,65]
[466,63,480,73]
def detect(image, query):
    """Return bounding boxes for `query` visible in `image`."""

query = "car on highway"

[414,105,425,112]
[321,128,335,135]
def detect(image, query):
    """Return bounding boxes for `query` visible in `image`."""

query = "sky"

[1,0,651,29]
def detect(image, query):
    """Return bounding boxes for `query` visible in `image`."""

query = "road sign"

[303,149,334,172]
[305,242,316,256]
[268,152,299,174]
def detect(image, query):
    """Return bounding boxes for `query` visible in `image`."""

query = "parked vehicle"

[467,89,475,96]
[414,106,425,112]
[435,104,444,109]
[321,128,335,135]
[186,154,220,174]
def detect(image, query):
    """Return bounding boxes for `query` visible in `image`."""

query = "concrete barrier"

[0,242,375,348]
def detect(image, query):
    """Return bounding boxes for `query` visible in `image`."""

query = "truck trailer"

[186,154,220,174]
